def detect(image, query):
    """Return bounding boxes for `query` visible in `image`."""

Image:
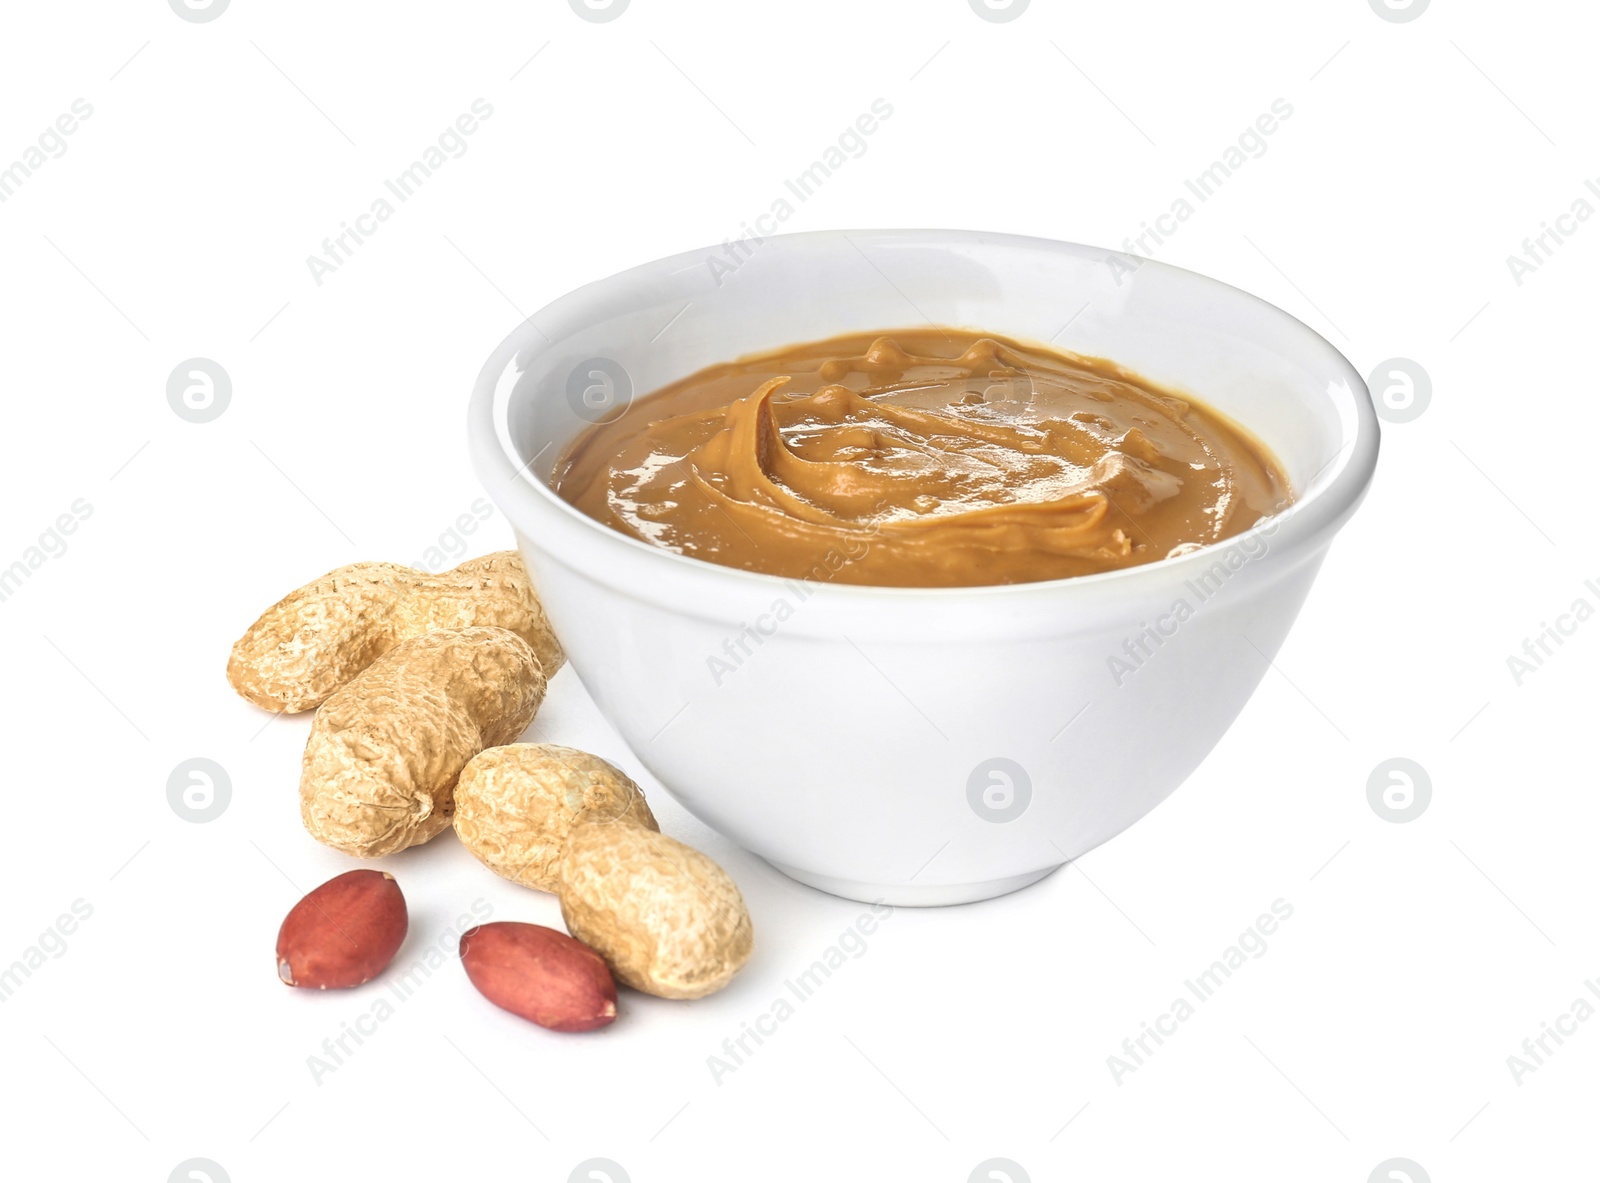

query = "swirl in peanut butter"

[551,331,1291,588]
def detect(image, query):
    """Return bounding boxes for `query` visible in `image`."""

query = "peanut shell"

[558,824,753,1000]
[300,626,545,857]
[228,551,562,712]
[455,745,658,893]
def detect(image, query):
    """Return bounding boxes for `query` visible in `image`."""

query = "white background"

[1,1,1595,1180]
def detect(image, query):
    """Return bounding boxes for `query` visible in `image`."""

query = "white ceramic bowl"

[468,229,1379,905]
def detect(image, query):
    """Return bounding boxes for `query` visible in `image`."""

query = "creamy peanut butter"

[552,330,1291,588]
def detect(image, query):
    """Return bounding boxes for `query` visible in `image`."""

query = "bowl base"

[766,861,1065,907]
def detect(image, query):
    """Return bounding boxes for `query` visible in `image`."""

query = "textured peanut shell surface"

[228,551,563,712]
[455,745,659,893]
[300,627,545,857]
[558,824,754,1000]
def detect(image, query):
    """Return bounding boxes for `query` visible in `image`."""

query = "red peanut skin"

[276,869,408,989]
[459,922,618,1032]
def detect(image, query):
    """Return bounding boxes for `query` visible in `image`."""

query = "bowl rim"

[467,227,1379,604]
